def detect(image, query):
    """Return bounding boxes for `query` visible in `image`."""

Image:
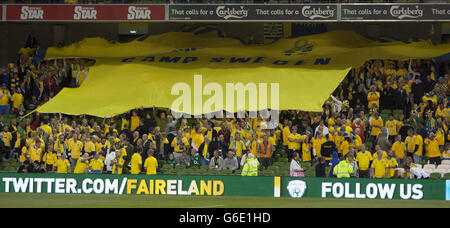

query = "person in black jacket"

[121,138,134,174]
[120,123,133,143]
[320,134,338,162]
[211,134,229,158]
[315,157,327,177]
[143,113,156,133]
[197,136,213,162]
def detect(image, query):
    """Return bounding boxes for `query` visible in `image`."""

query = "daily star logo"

[20,6,44,20]
[390,5,423,19]
[73,6,97,20]
[127,6,152,20]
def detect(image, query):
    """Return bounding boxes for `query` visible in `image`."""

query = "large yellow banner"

[37,30,450,117]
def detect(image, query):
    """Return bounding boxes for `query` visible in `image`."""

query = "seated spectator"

[180,151,190,168]
[220,151,238,172]
[189,149,202,168]
[209,149,223,170]
[166,153,177,168]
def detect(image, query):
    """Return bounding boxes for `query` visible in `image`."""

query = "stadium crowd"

[0,34,449,179]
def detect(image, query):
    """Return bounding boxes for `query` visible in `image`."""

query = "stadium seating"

[430,173,442,180]
[441,160,450,165]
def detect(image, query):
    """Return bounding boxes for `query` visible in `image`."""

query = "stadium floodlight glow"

[129,29,137,34]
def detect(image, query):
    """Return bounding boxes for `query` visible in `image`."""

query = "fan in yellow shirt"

[413,130,424,163]
[73,153,90,174]
[371,150,388,179]
[355,145,372,178]
[424,133,442,165]
[391,135,406,164]
[130,149,143,175]
[68,135,83,163]
[29,141,42,162]
[372,145,388,159]
[367,87,380,109]
[111,152,125,175]
[229,132,246,159]
[10,88,23,110]
[143,150,158,175]
[385,151,398,179]
[84,136,96,155]
[42,147,57,172]
[89,153,104,174]
[385,115,398,143]
[54,153,71,174]
[282,120,291,147]
[370,112,384,137]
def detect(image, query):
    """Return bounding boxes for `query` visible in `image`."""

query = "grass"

[0,193,448,208]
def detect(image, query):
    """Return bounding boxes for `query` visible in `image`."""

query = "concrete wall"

[0,21,443,66]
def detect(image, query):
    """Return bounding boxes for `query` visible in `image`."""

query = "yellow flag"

[37,30,450,117]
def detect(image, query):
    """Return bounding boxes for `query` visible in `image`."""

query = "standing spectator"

[74,153,90,174]
[347,153,358,178]
[333,155,353,178]
[241,153,259,176]
[104,149,116,174]
[287,125,302,161]
[370,150,388,179]
[111,152,125,175]
[259,134,274,169]
[355,144,372,178]
[385,150,398,179]
[290,152,304,177]
[228,131,246,166]
[424,132,442,165]
[130,148,143,175]
[392,135,406,164]
[376,128,392,153]
[42,145,57,172]
[315,157,327,177]
[10,88,24,114]
[143,149,158,175]
[369,112,383,150]
[89,152,104,174]
[0,84,11,115]
[54,153,71,174]
[411,76,425,104]
[413,129,424,164]
[321,134,337,162]
[327,151,340,178]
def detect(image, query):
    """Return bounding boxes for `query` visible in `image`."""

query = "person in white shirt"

[104,150,116,174]
[290,152,304,177]
[405,166,430,179]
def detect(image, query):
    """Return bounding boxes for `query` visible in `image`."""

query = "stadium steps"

[0,159,20,173]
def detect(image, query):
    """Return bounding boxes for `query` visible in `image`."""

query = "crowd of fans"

[0,34,449,179]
